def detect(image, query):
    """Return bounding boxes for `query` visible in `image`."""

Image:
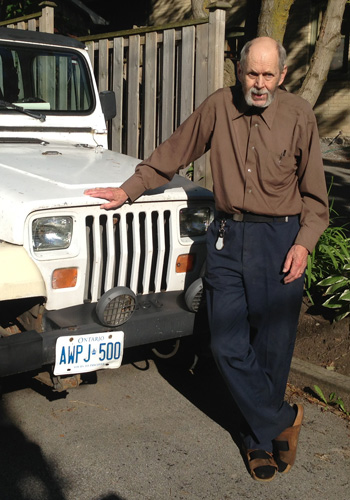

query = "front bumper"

[0,291,198,378]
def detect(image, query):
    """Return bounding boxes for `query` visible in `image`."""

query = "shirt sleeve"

[121,93,217,201]
[294,109,329,252]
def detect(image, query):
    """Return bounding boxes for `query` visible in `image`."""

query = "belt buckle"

[232,213,244,222]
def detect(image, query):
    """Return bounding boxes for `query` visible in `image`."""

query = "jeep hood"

[0,141,212,244]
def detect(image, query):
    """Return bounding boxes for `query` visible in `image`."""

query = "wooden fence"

[79,5,228,187]
[0,2,229,188]
[0,1,54,33]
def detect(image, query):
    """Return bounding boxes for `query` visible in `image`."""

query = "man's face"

[238,47,287,108]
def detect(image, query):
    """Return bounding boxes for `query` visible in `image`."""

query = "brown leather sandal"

[244,448,278,482]
[273,404,304,473]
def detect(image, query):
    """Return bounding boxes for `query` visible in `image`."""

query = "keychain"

[215,219,226,250]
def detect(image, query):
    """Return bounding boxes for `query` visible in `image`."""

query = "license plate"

[54,331,124,376]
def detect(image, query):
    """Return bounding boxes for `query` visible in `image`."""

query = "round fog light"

[184,278,205,313]
[96,287,136,326]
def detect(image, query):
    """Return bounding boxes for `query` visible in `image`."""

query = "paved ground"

[0,346,349,500]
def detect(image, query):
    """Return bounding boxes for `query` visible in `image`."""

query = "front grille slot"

[85,209,171,302]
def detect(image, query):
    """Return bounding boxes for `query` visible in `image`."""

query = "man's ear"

[278,65,287,86]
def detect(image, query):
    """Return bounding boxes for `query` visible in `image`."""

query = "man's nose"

[254,75,265,88]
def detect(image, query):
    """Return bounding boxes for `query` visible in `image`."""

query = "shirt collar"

[259,89,279,129]
[230,86,281,129]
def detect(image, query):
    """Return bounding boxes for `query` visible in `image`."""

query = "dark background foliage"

[0,0,153,35]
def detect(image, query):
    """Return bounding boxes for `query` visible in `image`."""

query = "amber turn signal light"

[52,268,78,289]
[176,254,195,273]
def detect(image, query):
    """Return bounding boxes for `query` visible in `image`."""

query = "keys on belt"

[214,212,293,251]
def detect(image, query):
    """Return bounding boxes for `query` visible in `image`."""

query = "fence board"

[143,32,158,159]
[192,23,209,186]
[98,39,109,92]
[127,35,141,158]
[195,23,209,108]
[205,7,227,188]
[208,7,226,98]
[39,5,54,33]
[111,37,124,153]
[160,29,176,144]
[180,26,195,123]
[86,42,95,71]
[28,19,37,31]
[178,26,195,178]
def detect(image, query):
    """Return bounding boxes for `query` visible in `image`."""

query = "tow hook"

[35,371,82,392]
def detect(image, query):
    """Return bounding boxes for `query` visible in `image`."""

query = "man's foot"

[273,404,304,473]
[243,448,278,482]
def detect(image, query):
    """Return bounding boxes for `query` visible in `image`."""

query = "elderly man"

[85,37,329,482]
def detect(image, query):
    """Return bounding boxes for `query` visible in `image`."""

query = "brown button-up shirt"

[121,86,329,252]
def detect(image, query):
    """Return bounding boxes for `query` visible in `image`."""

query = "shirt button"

[251,146,255,150]
[247,168,252,173]
[248,189,252,194]
[254,123,259,127]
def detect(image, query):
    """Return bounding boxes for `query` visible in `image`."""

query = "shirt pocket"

[260,150,298,187]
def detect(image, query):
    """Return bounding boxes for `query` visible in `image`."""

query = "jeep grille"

[85,209,171,301]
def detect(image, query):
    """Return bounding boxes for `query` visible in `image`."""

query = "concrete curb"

[289,357,350,407]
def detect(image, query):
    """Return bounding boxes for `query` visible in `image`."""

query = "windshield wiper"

[0,99,46,122]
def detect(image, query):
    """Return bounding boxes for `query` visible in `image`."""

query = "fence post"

[205,1,230,189]
[38,1,56,33]
[207,2,230,94]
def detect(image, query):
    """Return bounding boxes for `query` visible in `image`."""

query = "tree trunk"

[191,0,208,19]
[297,0,347,107]
[257,0,295,42]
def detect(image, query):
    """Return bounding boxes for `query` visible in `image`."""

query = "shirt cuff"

[294,226,322,253]
[120,175,146,202]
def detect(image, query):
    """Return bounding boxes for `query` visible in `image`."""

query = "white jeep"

[0,28,213,387]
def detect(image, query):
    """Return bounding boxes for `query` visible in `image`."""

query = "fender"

[0,242,46,301]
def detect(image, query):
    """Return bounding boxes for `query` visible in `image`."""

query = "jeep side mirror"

[99,90,116,121]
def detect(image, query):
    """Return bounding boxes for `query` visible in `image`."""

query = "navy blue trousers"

[205,215,304,452]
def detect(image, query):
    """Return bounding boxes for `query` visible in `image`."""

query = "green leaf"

[318,275,346,286]
[339,289,350,301]
[319,246,339,268]
[313,385,328,405]
[322,296,343,308]
[305,256,313,288]
[324,282,347,295]
[328,233,350,250]
[335,310,350,321]
[328,392,336,402]
[304,289,314,305]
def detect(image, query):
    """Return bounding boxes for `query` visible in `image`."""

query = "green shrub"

[317,262,350,321]
[304,186,349,318]
[304,213,349,302]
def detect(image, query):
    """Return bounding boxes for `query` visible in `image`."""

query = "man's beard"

[244,87,274,108]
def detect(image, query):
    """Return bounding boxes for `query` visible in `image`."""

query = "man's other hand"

[282,244,308,284]
[84,187,128,210]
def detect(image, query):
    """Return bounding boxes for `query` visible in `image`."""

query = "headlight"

[32,216,73,251]
[180,207,212,237]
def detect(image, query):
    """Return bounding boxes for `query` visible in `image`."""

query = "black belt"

[218,212,291,223]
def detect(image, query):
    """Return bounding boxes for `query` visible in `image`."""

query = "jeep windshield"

[0,41,93,114]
